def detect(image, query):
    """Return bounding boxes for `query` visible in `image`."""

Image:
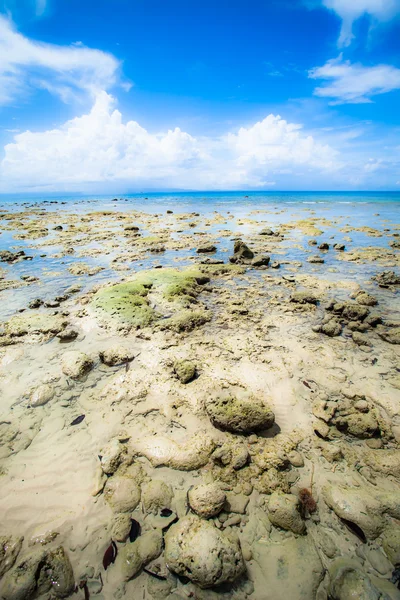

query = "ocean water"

[0,191,399,320]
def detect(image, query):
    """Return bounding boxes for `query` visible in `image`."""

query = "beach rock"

[321,319,342,337]
[259,228,275,236]
[364,313,382,327]
[290,291,318,305]
[29,384,54,407]
[342,303,369,321]
[308,239,318,246]
[103,475,141,513]
[336,412,378,438]
[251,255,270,267]
[267,492,305,534]
[351,331,372,347]
[99,345,134,366]
[328,558,399,600]
[356,292,378,306]
[188,483,226,518]
[164,516,245,588]
[196,244,217,253]
[142,480,173,515]
[61,351,94,379]
[0,536,23,578]
[382,527,400,565]
[120,529,163,581]
[373,270,400,287]
[333,243,345,251]
[6,312,66,337]
[56,328,78,341]
[0,546,74,600]
[229,241,254,263]
[206,391,275,433]
[308,256,324,264]
[378,328,400,345]
[174,359,196,383]
[100,439,126,475]
[319,242,329,250]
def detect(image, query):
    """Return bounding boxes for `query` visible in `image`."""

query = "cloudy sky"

[0,0,399,192]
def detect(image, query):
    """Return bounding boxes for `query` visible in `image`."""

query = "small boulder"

[57,328,78,342]
[206,391,275,434]
[342,303,369,321]
[318,242,329,250]
[142,480,173,515]
[356,292,378,307]
[259,228,275,236]
[321,319,342,337]
[251,255,270,268]
[104,475,141,513]
[120,529,163,581]
[100,439,126,475]
[229,241,254,264]
[174,359,196,384]
[100,345,134,366]
[164,516,245,588]
[290,291,318,305]
[333,243,345,251]
[29,384,54,407]
[188,483,226,518]
[267,492,305,534]
[61,351,93,379]
[307,256,324,264]
[196,244,217,253]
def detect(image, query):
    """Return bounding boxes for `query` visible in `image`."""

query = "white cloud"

[0,15,122,106]
[309,56,400,103]
[321,0,400,46]
[0,92,340,191]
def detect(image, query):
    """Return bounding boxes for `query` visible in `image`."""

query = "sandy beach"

[0,193,399,600]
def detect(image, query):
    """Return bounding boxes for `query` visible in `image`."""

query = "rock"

[319,242,329,250]
[142,480,173,515]
[271,261,280,268]
[6,312,66,337]
[61,351,93,379]
[267,492,305,534]
[307,256,324,264]
[56,328,78,341]
[99,345,134,366]
[103,475,141,513]
[229,241,254,263]
[224,492,249,514]
[336,412,379,438]
[378,328,400,345]
[120,529,163,581]
[174,359,196,383]
[112,514,132,542]
[53,225,63,231]
[197,244,217,253]
[206,391,275,433]
[363,449,400,478]
[382,527,400,565]
[256,468,290,495]
[333,243,345,251]
[356,292,378,306]
[287,450,304,467]
[328,558,400,600]
[28,384,54,408]
[351,331,372,347]
[259,228,275,236]
[364,313,382,327]
[252,536,324,599]
[100,439,126,475]
[321,319,342,337]
[342,303,369,321]
[0,546,74,600]
[188,483,226,518]
[164,516,245,588]
[28,299,43,309]
[373,270,400,287]
[290,291,318,305]
[0,536,23,578]
[308,239,318,246]
[251,255,270,267]
[365,547,393,575]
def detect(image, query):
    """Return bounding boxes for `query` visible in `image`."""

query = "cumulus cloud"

[321,0,400,46]
[309,56,400,103]
[0,92,339,191]
[0,15,122,106]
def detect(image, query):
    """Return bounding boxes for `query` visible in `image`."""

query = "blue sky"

[0,0,399,192]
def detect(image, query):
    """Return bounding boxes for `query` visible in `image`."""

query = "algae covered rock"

[0,535,23,578]
[336,412,379,439]
[188,483,226,518]
[99,345,135,366]
[6,312,66,337]
[174,359,196,383]
[157,309,210,333]
[164,516,245,588]
[206,391,275,434]
[61,351,94,379]
[290,291,318,305]
[328,558,399,600]
[267,492,305,534]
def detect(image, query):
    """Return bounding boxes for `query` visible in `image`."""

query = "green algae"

[6,312,67,337]
[91,268,210,330]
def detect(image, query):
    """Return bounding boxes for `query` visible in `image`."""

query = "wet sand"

[0,196,399,600]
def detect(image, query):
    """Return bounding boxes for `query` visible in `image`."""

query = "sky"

[0,0,399,193]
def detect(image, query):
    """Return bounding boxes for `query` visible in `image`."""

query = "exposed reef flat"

[0,196,399,600]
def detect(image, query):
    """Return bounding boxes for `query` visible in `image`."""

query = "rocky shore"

[0,198,399,600]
